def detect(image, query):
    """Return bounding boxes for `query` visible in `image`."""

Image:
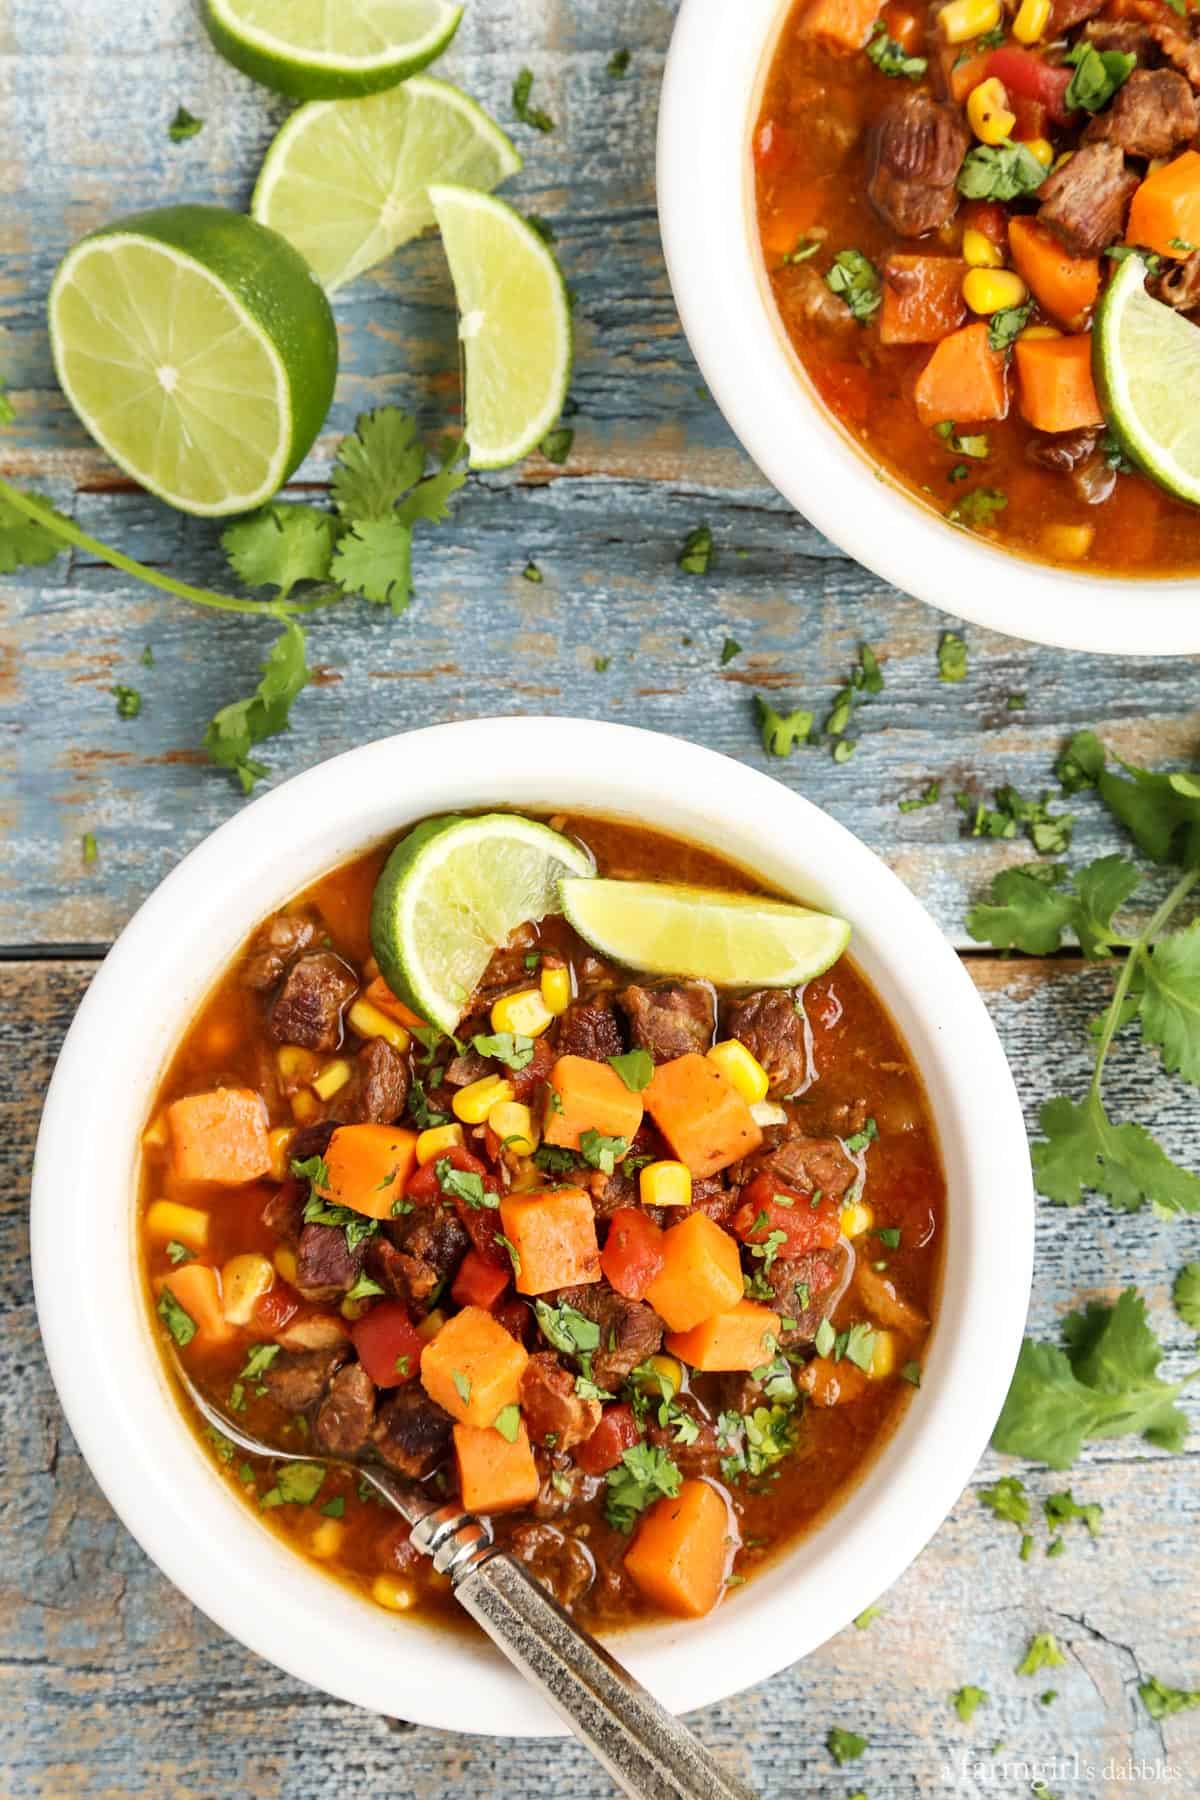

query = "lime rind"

[253,79,522,292]
[427,184,574,469]
[1094,251,1200,507]
[370,814,594,1032]
[204,0,463,99]
[559,878,852,987]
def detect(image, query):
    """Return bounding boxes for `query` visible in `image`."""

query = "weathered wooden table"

[3,3,1198,1796]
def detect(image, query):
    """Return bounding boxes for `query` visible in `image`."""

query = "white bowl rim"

[657,0,1200,657]
[32,716,1033,1736]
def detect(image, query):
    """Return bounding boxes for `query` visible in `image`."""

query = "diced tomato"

[254,1283,300,1333]
[1009,93,1047,142]
[451,1247,511,1311]
[576,1403,642,1476]
[600,1207,666,1300]
[405,1143,488,1203]
[351,1299,423,1388]
[985,48,1072,122]
[754,117,796,178]
[733,1175,842,1254]
[509,1034,556,1103]
[962,201,1008,247]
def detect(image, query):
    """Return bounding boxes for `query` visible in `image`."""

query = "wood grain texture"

[3,958,1197,1799]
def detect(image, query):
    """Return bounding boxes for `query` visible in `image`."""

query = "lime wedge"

[428,185,573,468]
[559,880,851,987]
[370,814,595,1032]
[1094,250,1200,506]
[253,79,521,292]
[203,0,462,100]
[48,206,337,517]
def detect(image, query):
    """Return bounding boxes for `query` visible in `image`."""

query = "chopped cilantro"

[756,693,813,757]
[344,1273,386,1303]
[958,141,1047,202]
[112,684,141,719]
[853,1604,883,1629]
[157,1288,196,1348]
[540,426,574,463]
[827,1726,867,1766]
[825,248,882,323]
[900,1360,922,1387]
[1043,1489,1102,1539]
[938,631,967,683]
[321,1496,346,1519]
[604,1443,682,1533]
[678,523,713,574]
[165,1240,192,1266]
[81,832,98,865]
[1139,1674,1200,1719]
[866,20,927,77]
[512,67,555,131]
[493,1403,521,1442]
[522,560,543,584]
[239,1344,281,1383]
[168,105,204,142]
[534,1298,601,1358]
[579,1128,629,1174]
[435,1157,496,1210]
[720,636,743,665]
[1063,41,1135,112]
[1016,1633,1067,1677]
[952,1685,988,1723]
[472,1030,535,1071]
[978,1474,1030,1527]
[607,47,631,76]
[261,1462,325,1509]
[453,1370,472,1406]
[947,487,1008,528]
[843,1117,878,1154]
[988,298,1034,352]
[608,1047,654,1091]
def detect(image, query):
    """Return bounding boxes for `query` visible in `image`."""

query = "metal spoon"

[175,1364,759,1800]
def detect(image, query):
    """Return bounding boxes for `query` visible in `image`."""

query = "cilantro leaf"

[513,67,555,132]
[1072,855,1142,956]
[1097,756,1200,869]
[1063,42,1135,112]
[1033,1092,1200,1215]
[866,20,927,77]
[332,408,426,521]
[262,1462,325,1508]
[1137,920,1200,1085]
[1017,1634,1066,1677]
[471,1030,535,1071]
[1139,1675,1200,1720]
[1174,1262,1200,1329]
[988,298,1034,352]
[608,1047,654,1092]
[1056,729,1107,794]
[435,1157,495,1210]
[604,1442,681,1533]
[607,47,632,77]
[1043,1489,1102,1538]
[947,486,1007,527]
[825,249,882,323]
[579,1127,628,1174]
[756,693,813,757]
[678,524,713,574]
[493,1403,521,1442]
[827,1726,867,1765]
[0,486,70,573]
[720,637,742,666]
[534,1298,601,1358]
[204,620,309,794]
[168,105,204,141]
[540,426,574,464]
[967,866,1077,954]
[222,503,337,598]
[330,517,414,613]
[938,631,967,682]
[978,1474,1030,1527]
[157,1288,196,1347]
[958,141,1047,202]
[952,1685,987,1723]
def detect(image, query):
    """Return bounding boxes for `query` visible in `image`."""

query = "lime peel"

[204,0,463,100]
[1094,251,1200,507]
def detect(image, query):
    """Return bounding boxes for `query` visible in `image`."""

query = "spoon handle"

[411,1505,759,1800]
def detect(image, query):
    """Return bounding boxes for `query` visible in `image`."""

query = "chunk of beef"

[617,983,716,1062]
[645,1404,720,1478]
[577,953,619,995]
[1081,16,1159,58]
[262,1177,307,1246]
[773,262,856,337]
[519,1352,602,1451]
[315,1361,377,1455]
[372,1387,453,1478]
[1026,428,1101,474]
[1154,248,1200,313]
[364,1236,414,1300]
[552,1284,663,1387]
[1038,143,1138,257]
[269,951,358,1052]
[294,1221,365,1301]
[508,1522,595,1609]
[648,1175,739,1232]
[262,1346,349,1412]
[332,1037,408,1125]
[288,1119,338,1166]
[867,92,969,237]
[445,1047,491,1087]
[275,1313,350,1352]
[469,925,539,1011]
[1049,0,1104,31]
[555,997,625,1062]
[1085,69,1198,158]
[376,1207,469,1310]
[1129,0,1200,89]
[723,988,809,1098]
[766,1247,851,1346]
[242,914,316,991]
[740,1123,858,1200]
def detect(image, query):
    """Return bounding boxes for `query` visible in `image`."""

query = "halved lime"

[253,79,521,292]
[48,206,337,517]
[559,880,851,987]
[203,0,463,100]
[371,814,595,1032]
[428,184,573,468]
[1094,250,1200,506]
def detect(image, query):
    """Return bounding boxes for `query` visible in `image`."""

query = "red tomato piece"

[404,1143,487,1203]
[351,1300,423,1388]
[1009,93,1047,142]
[733,1175,842,1254]
[600,1207,666,1301]
[451,1247,511,1311]
[985,49,1071,122]
[254,1283,299,1333]
[576,1403,642,1476]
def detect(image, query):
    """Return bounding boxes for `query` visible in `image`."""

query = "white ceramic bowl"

[33,718,1032,1735]
[657,0,1200,656]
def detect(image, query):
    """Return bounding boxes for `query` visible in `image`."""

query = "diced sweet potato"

[167,1087,270,1185]
[543,1055,645,1151]
[799,0,885,50]
[1014,334,1103,433]
[1007,216,1099,330]
[1127,151,1200,260]
[643,1054,762,1179]
[161,1262,234,1347]
[420,1304,528,1426]
[644,1213,744,1334]
[624,1479,731,1618]
[879,256,968,346]
[321,1123,418,1221]
[499,1187,601,1295]
[666,1300,781,1372]
[913,322,1008,428]
[453,1421,540,1513]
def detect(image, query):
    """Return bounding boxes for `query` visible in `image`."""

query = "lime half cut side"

[254,79,522,291]
[1094,250,1200,507]
[48,206,337,517]
[204,0,463,99]
[560,879,852,988]
[428,184,573,469]
[370,813,595,1033]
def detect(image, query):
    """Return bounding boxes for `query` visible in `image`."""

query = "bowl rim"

[32,717,1033,1736]
[656,0,1200,657]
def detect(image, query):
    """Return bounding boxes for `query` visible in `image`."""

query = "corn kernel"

[145,1199,210,1251]
[274,1246,298,1286]
[1025,136,1055,168]
[962,227,1004,270]
[310,1519,346,1560]
[372,1574,418,1612]
[417,1308,446,1341]
[267,1126,295,1182]
[1013,0,1049,38]
[221,1251,275,1325]
[277,1045,318,1081]
[347,1000,411,1053]
[490,987,553,1038]
[1018,323,1062,341]
[312,1058,353,1101]
[840,1200,875,1240]
[641,1353,684,1397]
[962,268,1028,315]
[142,1110,169,1149]
[488,1100,538,1154]
[706,1039,770,1106]
[540,963,571,1015]
[939,0,1001,43]
[867,1329,898,1380]
[416,1122,465,1166]
[639,1159,693,1209]
[967,78,1015,147]
[452,1073,515,1124]
[1041,522,1095,561]
[290,1089,320,1123]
